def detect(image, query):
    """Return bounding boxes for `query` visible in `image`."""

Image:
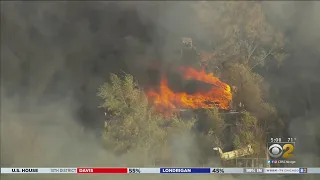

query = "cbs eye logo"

[268,143,295,159]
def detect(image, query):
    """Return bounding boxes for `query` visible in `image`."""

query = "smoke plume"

[262,1,320,167]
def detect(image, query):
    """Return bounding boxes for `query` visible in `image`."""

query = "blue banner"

[160,168,210,174]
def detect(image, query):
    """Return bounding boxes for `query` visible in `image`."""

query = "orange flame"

[146,67,232,115]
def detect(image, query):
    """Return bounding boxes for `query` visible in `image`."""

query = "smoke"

[0,92,196,180]
[261,1,320,167]
[0,87,231,180]
[1,1,320,180]
[0,94,273,179]
[0,2,210,180]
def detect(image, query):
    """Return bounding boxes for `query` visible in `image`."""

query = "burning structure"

[145,37,233,116]
[146,67,233,115]
[142,38,251,167]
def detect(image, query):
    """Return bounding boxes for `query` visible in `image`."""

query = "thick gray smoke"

[0,2,212,180]
[1,1,320,180]
[262,1,320,167]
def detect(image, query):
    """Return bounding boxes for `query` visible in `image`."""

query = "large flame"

[146,67,232,114]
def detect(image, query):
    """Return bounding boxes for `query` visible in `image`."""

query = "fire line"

[146,67,232,115]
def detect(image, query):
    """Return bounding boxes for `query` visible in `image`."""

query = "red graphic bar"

[77,168,127,174]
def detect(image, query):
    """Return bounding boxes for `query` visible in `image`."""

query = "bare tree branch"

[250,48,273,71]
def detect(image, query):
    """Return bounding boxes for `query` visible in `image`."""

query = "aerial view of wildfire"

[1,1,320,180]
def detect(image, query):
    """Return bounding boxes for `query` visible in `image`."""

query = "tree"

[233,111,265,156]
[192,108,226,163]
[193,1,287,72]
[189,2,289,160]
[97,73,194,164]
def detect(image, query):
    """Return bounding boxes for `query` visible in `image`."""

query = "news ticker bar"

[1,168,319,174]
